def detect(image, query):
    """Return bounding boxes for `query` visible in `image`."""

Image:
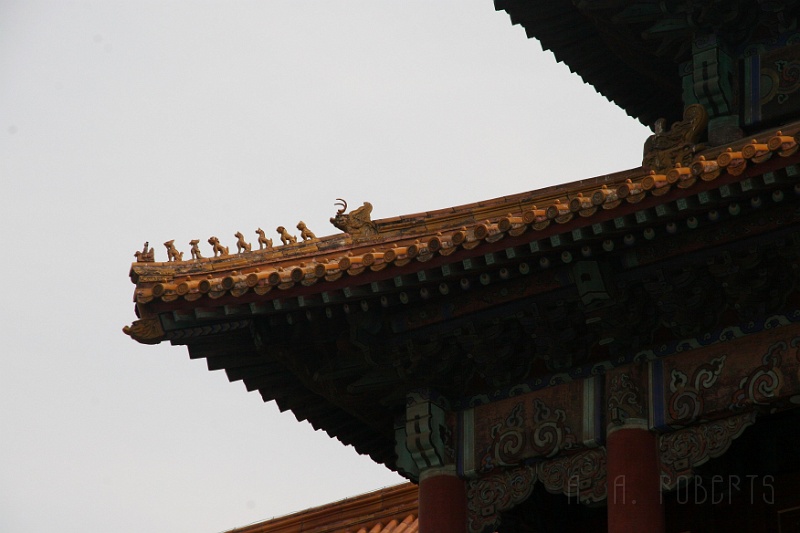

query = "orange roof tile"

[353,514,418,533]
[125,124,800,324]
[224,484,418,533]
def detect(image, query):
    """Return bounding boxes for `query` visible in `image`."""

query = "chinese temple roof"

[224,483,418,533]
[126,121,799,315]
[124,112,800,469]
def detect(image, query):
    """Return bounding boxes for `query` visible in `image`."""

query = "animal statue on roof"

[163,240,183,262]
[642,103,708,172]
[276,226,297,245]
[330,199,378,239]
[296,221,316,241]
[189,239,203,260]
[134,241,154,262]
[256,228,273,249]
[234,231,252,254]
[208,236,229,257]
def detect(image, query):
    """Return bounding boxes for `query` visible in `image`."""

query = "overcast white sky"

[1,2,650,532]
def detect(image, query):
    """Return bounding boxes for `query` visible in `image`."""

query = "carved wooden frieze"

[458,377,602,477]
[606,365,647,427]
[537,447,607,504]
[649,322,800,430]
[466,447,608,533]
[659,412,757,490]
[466,464,537,533]
[661,354,727,426]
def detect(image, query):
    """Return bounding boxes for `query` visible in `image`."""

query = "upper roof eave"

[494,0,685,127]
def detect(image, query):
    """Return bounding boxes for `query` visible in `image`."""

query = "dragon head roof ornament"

[330,199,378,240]
[643,104,709,172]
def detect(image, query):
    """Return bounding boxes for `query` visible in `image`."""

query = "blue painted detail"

[649,360,667,431]
[746,53,761,125]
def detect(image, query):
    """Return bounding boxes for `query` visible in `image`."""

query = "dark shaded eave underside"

[177,329,397,468]
[495,0,684,127]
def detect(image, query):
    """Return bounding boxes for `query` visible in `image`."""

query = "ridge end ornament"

[330,198,378,240]
[643,104,708,172]
[123,317,165,344]
[134,241,155,263]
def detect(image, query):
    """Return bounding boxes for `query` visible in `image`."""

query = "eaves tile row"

[224,483,418,533]
[128,127,800,311]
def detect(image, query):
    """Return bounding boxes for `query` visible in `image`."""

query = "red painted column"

[418,466,467,533]
[606,425,665,533]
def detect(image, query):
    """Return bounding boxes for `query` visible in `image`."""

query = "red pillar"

[606,426,665,533]
[418,467,467,533]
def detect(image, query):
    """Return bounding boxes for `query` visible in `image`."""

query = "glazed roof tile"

[126,124,800,321]
[224,483,418,533]
[353,514,417,533]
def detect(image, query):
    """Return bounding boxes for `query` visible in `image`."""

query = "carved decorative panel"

[607,365,647,427]
[659,412,757,490]
[537,447,607,504]
[745,41,800,126]
[465,448,608,533]
[459,377,602,477]
[649,323,800,430]
[466,465,537,533]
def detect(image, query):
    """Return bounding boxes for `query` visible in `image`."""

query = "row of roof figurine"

[134,222,317,263]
